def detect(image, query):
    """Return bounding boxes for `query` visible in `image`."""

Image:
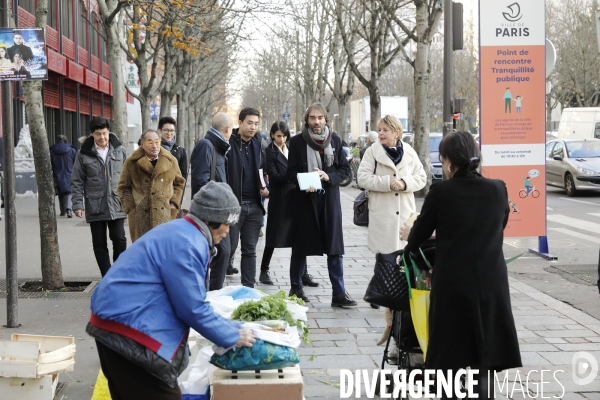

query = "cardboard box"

[0,373,58,400]
[211,365,303,400]
[0,334,75,378]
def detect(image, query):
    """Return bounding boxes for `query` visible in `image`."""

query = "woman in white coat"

[357,115,427,257]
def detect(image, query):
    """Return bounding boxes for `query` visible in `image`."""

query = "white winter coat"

[357,141,427,254]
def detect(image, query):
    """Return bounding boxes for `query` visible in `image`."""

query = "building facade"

[0,0,134,147]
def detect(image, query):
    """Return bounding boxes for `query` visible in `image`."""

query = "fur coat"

[117,147,185,242]
[357,140,426,254]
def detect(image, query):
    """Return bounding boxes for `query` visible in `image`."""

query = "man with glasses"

[71,116,128,277]
[118,130,185,242]
[158,117,188,182]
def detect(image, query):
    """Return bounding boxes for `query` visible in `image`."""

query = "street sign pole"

[1,0,20,328]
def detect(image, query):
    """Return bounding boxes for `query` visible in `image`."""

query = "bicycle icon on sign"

[519,186,540,198]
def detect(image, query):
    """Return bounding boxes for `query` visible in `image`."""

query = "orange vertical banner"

[479,0,546,237]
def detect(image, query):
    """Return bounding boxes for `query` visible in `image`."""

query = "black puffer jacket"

[86,323,188,387]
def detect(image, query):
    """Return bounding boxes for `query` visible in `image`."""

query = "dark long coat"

[50,142,77,194]
[286,131,351,256]
[265,143,295,248]
[405,171,522,371]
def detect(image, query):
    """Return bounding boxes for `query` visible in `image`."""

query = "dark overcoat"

[265,143,295,248]
[286,131,351,256]
[50,142,77,194]
[405,171,522,371]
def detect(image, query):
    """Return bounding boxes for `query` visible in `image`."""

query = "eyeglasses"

[162,129,176,134]
[143,139,161,146]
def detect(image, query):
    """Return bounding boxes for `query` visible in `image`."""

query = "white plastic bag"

[286,300,309,322]
[178,346,216,395]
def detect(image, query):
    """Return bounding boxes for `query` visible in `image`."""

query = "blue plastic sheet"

[226,286,264,300]
[209,339,299,371]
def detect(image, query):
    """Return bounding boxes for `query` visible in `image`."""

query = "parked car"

[402,132,443,180]
[546,138,600,196]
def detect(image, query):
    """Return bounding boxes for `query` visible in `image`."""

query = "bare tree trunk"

[413,5,433,197]
[368,80,381,131]
[23,0,64,289]
[338,100,349,141]
[98,0,127,145]
[177,93,188,148]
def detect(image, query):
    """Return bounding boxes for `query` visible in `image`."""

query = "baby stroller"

[374,239,435,399]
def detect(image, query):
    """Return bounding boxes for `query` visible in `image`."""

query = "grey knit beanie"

[189,181,240,225]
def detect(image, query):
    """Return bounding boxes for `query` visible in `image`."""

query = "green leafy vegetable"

[231,290,311,343]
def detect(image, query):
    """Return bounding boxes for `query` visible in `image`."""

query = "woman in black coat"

[403,131,521,397]
[258,121,321,288]
[258,122,294,284]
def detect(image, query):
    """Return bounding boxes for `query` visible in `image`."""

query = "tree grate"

[0,277,100,299]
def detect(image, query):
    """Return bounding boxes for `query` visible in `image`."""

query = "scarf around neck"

[383,141,404,165]
[303,125,334,171]
[161,136,176,152]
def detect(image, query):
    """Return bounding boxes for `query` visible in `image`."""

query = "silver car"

[401,133,443,180]
[545,138,600,196]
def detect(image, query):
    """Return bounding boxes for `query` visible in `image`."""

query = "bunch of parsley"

[230,290,310,343]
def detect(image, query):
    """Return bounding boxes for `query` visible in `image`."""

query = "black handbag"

[353,191,369,226]
[353,163,376,227]
[363,250,414,311]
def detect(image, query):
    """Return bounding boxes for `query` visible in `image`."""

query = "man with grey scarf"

[285,103,357,307]
[159,116,188,182]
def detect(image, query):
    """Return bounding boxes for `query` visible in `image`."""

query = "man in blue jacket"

[190,112,234,290]
[87,181,255,399]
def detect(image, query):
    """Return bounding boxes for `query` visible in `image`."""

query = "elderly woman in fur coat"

[117,130,186,242]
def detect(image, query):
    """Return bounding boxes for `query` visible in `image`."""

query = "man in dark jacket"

[226,107,268,288]
[7,32,33,63]
[71,116,127,277]
[50,135,77,218]
[286,103,357,307]
[190,112,233,290]
[158,116,188,182]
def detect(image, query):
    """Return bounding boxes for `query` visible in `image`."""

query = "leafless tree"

[21,0,64,289]
[335,0,409,131]
[382,0,443,195]
[546,0,600,119]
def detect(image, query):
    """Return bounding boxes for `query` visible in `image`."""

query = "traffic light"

[453,2,463,50]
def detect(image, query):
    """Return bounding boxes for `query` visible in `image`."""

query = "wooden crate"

[211,365,303,400]
[0,334,75,378]
[0,373,58,400]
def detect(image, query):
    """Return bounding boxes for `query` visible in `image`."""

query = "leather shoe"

[370,303,380,309]
[226,266,239,275]
[289,287,310,302]
[301,273,319,287]
[331,292,357,307]
[259,271,273,285]
[66,209,73,218]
